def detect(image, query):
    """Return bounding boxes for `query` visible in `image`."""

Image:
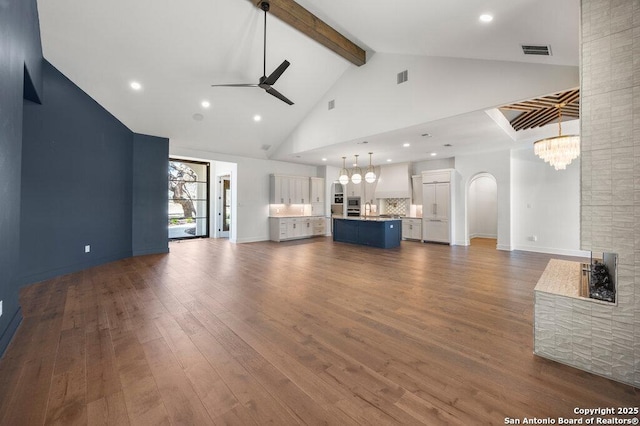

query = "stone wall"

[535,0,640,388]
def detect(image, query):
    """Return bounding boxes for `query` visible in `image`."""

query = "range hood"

[374,162,411,199]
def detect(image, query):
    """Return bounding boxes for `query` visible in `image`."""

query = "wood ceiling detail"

[500,89,579,131]
[249,0,366,66]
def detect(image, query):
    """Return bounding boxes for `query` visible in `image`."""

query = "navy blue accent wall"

[0,0,43,355]
[21,61,134,283]
[1,0,169,357]
[132,133,169,256]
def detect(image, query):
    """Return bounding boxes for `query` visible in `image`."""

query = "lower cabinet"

[401,218,422,241]
[269,217,326,242]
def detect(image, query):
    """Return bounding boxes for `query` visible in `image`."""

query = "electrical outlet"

[528,235,538,242]
[84,245,91,253]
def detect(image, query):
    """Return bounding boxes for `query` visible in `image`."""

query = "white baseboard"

[469,233,497,239]
[497,244,513,251]
[515,244,590,257]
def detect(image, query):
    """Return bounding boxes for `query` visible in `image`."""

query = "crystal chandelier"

[533,104,580,170]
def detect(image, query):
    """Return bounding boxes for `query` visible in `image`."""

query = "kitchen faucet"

[364,202,372,217]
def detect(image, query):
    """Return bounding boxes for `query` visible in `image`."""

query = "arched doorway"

[467,173,497,247]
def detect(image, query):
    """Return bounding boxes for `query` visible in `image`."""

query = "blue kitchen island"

[333,217,402,249]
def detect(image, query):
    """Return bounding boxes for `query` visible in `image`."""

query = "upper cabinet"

[411,175,422,205]
[270,175,310,204]
[345,180,362,198]
[310,177,325,203]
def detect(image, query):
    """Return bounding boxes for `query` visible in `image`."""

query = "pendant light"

[533,103,580,170]
[364,152,376,183]
[351,154,362,184]
[338,157,350,185]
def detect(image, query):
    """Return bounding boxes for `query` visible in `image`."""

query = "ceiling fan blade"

[211,83,259,87]
[263,60,290,86]
[265,86,294,105]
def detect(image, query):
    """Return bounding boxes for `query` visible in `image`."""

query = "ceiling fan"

[211,0,294,105]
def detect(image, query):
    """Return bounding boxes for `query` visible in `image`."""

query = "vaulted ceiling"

[36,0,580,167]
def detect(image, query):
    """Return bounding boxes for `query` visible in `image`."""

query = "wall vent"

[328,99,335,110]
[521,44,552,56]
[397,70,408,84]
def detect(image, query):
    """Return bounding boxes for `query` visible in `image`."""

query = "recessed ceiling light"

[201,100,211,108]
[130,81,142,90]
[403,143,410,147]
[444,143,452,147]
[430,152,437,157]
[253,115,261,122]
[421,133,432,137]
[322,158,327,162]
[479,14,493,23]
[387,159,392,162]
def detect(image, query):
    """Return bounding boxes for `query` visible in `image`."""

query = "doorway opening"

[467,173,497,247]
[168,159,210,240]
[218,175,231,238]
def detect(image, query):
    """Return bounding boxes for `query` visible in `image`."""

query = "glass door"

[168,159,209,239]
[218,175,231,238]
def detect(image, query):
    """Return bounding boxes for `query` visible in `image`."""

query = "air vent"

[521,44,552,56]
[328,99,335,110]
[397,70,408,84]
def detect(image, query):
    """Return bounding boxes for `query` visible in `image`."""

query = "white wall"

[273,53,578,159]
[171,146,320,243]
[447,150,512,250]
[511,147,587,257]
[468,175,497,239]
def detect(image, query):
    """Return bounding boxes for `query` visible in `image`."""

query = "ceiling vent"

[521,44,552,56]
[397,70,408,84]
[328,99,335,110]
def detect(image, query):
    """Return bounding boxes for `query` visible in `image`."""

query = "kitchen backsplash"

[383,198,407,215]
[269,204,310,217]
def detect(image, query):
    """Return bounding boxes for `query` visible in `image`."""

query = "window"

[168,159,209,239]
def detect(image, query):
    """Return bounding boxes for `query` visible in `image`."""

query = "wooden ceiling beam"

[249,0,366,66]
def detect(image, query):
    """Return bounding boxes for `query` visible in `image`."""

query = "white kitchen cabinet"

[270,175,310,204]
[402,218,422,240]
[310,177,325,203]
[345,180,362,198]
[411,175,422,205]
[312,217,326,236]
[422,182,450,243]
[269,217,326,242]
[421,169,454,244]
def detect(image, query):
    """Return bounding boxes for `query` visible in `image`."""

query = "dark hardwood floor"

[0,237,637,425]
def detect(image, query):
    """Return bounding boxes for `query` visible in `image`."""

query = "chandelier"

[533,103,580,170]
[364,152,377,183]
[338,157,350,185]
[351,155,363,184]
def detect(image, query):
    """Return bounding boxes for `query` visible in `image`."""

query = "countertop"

[534,259,582,298]
[269,215,326,218]
[333,215,402,222]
